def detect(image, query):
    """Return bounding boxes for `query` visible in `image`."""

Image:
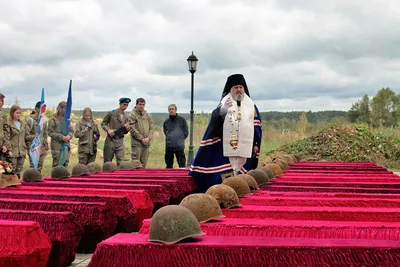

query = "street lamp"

[186,51,198,167]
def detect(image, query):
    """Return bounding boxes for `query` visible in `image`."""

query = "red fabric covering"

[21,180,170,206]
[6,187,154,230]
[270,180,400,188]
[222,205,400,221]
[139,218,400,240]
[260,184,400,193]
[0,220,52,267]
[0,190,137,233]
[0,198,117,253]
[252,190,400,199]
[0,209,82,267]
[48,177,184,200]
[240,195,400,208]
[88,233,400,267]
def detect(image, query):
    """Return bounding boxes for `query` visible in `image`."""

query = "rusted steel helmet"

[258,166,275,179]
[205,184,241,209]
[236,174,259,190]
[148,205,204,244]
[51,166,70,179]
[119,160,134,170]
[87,162,101,174]
[102,161,117,172]
[247,169,269,185]
[222,176,250,197]
[179,193,224,223]
[263,163,283,176]
[273,158,289,171]
[72,163,89,176]
[22,168,43,182]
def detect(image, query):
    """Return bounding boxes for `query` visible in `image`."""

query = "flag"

[58,80,72,166]
[29,88,46,168]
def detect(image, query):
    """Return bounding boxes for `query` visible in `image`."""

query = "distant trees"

[348,88,400,128]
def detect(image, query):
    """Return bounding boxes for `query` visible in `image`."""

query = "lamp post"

[186,51,198,167]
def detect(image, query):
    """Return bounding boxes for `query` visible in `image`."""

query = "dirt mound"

[268,124,400,168]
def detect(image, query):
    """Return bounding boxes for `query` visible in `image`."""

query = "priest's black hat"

[221,74,249,99]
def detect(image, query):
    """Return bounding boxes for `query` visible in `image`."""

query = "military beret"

[119,97,131,104]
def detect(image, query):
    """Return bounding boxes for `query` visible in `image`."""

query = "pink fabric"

[0,190,138,233]
[6,187,154,229]
[88,233,400,267]
[0,220,52,267]
[0,209,82,267]
[260,184,400,193]
[0,197,117,253]
[139,217,400,240]
[21,180,170,206]
[222,205,400,221]
[240,195,400,208]
[270,180,400,188]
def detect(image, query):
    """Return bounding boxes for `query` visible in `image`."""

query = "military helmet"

[247,169,270,185]
[22,168,43,182]
[179,193,224,223]
[205,184,241,209]
[119,160,134,170]
[237,174,259,189]
[282,154,295,164]
[132,160,142,169]
[263,163,283,176]
[222,177,250,197]
[87,162,101,174]
[51,166,70,179]
[102,161,117,172]
[72,163,89,176]
[148,205,205,244]
[259,166,275,179]
[273,158,289,171]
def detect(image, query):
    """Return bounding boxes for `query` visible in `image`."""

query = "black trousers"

[165,149,186,168]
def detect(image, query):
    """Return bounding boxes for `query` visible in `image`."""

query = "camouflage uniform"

[74,118,100,165]
[25,115,49,172]
[9,121,27,177]
[101,108,129,166]
[48,117,74,167]
[128,108,154,167]
[0,110,10,161]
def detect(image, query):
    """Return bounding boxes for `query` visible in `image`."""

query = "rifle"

[109,121,136,139]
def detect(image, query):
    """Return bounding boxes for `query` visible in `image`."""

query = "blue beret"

[119,97,131,104]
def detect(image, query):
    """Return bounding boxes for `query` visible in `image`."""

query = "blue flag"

[58,80,72,166]
[29,88,46,168]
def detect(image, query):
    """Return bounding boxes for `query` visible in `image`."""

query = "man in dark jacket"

[163,104,188,168]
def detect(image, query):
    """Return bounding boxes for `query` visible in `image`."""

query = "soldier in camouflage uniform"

[101,98,132,166]
[8,105,26,177]
[128,98,154,168]
[74,107,100,165]
[48,101,74,167]
[25,101,49,172]
[0,93,11,161]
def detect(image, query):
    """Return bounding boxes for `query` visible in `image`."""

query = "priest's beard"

[232,93,244,102]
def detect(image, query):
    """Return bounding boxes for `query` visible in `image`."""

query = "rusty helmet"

[222,177,250,197]
[236,174,259,190]
[205,184,241,209]
[132,160,143,169]
[119,160,135,170]
[72,163,89,176]
[263,163,283,176]
[51,166,70,179]
[87,162,101,174]
[102,161,117,172]
[148,205,204,244]
[22,168,43,182]
[179,193,224,223]
[273,158,289,171]
[247,169,269,185]
[258,166,275,179]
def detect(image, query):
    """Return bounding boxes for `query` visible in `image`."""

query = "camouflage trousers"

[103,137,125,166]
[51,149,70,168]
[78,152,96,165]
[28,149,48,173]
[131,144,149,168]
[11,156,25,177]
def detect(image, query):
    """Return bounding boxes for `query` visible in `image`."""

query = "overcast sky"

[1,0,399,113]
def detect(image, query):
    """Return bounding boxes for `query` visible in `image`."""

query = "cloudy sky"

[1,0,399,113]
